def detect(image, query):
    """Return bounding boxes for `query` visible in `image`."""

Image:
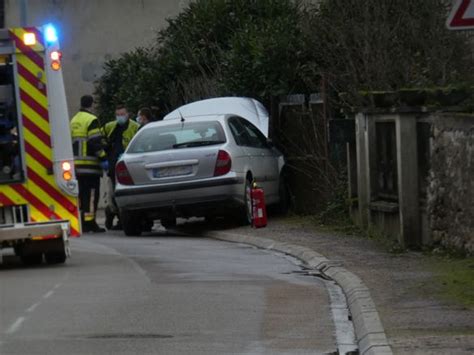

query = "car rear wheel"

[121,211,142,236]
[161,217,177,229]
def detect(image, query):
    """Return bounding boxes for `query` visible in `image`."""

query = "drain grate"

[285,269,333,281]
[86,333,174,339]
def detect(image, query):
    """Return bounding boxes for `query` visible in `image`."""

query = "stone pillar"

[365,114,377,224]
[346,141,358,217]
[396,114,420,247]
[355,113,370,227]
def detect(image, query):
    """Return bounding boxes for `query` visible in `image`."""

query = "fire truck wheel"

[121,211,142,236]
[45,251,66,264]
[21,253,43,265]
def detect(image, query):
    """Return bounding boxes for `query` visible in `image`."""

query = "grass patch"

[428,255,474,308]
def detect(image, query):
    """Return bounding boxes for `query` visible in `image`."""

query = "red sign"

[447,0,474,30]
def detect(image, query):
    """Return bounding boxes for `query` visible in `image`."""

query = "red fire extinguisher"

[251,182,267,228]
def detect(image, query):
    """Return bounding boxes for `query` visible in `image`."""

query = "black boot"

[87,221,106,233]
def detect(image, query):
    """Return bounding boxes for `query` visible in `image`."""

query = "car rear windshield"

[128,120,226,153]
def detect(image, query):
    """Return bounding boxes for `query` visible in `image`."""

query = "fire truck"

[0,25,80,265]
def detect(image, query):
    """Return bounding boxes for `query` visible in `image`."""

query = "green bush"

[94,0,474,118]
[94,48,162,120]
[94,0,316,118]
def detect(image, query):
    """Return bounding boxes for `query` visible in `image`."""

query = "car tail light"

[214,150,232,176]
[116,161,134,185]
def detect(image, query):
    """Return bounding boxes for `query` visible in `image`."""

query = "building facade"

[4,0,190,115]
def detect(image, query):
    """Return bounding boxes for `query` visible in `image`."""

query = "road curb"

[205,230,393,355]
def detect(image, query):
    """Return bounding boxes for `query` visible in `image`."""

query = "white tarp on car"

[163,97,270,137]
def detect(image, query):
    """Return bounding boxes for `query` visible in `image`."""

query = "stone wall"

[427,113,474,255]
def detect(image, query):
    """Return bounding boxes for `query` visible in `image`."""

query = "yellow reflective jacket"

[70,110,106,176]
[103,119,139,151]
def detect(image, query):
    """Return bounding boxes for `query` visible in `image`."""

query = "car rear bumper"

[115,176,245,214]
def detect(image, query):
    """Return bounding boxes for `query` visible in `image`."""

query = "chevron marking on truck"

[0,27,80,236]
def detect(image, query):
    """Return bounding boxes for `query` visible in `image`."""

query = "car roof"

[162,97,269,137]
[144,114,225,130]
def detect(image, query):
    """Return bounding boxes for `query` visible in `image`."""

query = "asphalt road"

[1,228,340,355]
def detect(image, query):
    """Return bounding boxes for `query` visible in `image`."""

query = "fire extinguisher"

[251,182,267,228]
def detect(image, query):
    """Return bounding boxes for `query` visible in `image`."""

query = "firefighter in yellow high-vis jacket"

[70,95,107,233]
[102,103,139,230]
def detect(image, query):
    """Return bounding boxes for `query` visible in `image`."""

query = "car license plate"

[153,165,192,178]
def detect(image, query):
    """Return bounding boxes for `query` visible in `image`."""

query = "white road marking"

[26,302,40,313]
[5,283,63,337]
[6,317,25,334]
[42,290,54,299]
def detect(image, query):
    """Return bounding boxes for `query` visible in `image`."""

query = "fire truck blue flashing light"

[45,25,58,43]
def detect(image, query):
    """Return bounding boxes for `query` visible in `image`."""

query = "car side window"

[228,117,250,146]
[238,118,268,149]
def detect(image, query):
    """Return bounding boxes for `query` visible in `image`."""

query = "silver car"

[114,98,286,236]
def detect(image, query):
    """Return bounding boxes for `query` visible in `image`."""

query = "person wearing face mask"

[103,103,139,229]
[136,107,153,128]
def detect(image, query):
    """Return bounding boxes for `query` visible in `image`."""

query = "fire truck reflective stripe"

[26,172,80,234]
[22,116,52,147]
[21,104,50,136]
[26,167,77,213]
[10,27,45,56]
[10,32,45,68]
[11,183,79,236]
[0,192,16,206]
[11,184,60,220]
[19,88,49,121]
[0,188,51,228]
[17,63,47,96]
[24,141,52,170]
[16,53,46,84]
[23,123,52,150]
[19,76,48,108]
